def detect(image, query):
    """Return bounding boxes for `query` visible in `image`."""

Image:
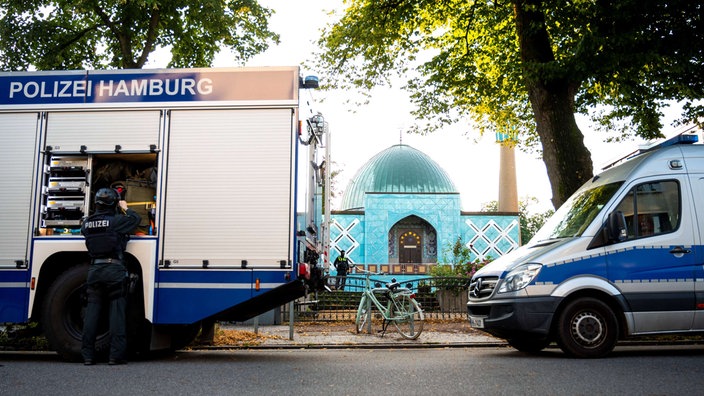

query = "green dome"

[340,144,458,210]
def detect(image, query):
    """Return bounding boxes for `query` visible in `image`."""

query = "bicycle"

[354,268,424,339]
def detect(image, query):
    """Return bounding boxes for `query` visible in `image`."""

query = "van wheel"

[556,297,618,358]
[41,264,109,362]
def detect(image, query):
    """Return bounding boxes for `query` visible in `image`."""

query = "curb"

[191,340,704,351]
[192,340,509,350]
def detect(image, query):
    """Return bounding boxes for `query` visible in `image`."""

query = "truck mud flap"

[208,280,307,322]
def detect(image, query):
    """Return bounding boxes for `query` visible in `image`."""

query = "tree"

[314,0,704,208]
[481,198,553,244]
[440,236,473,266]
[0,0,279,70]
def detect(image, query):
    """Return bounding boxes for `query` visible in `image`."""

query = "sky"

[150,0,680,213]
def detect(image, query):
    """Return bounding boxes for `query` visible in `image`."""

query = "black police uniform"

[80,193,140,365]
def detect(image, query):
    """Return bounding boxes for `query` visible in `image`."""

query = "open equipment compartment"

[41,155,90,233]
[39,152,158,236]
[90,153,158,235]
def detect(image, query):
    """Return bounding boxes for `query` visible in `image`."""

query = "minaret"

[496,130,518,212]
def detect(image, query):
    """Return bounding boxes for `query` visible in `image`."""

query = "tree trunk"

[513,0,593,208]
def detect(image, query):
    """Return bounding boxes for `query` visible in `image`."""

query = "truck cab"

[467,130,704,357]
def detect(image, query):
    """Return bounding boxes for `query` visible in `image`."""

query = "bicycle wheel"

[390,293,424,340]
[355,295,370,333]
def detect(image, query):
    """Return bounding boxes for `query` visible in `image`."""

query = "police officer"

[333,250,351,291]
[81,188,140,365]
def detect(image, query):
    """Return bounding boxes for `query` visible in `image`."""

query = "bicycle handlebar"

[386,281,400,290]
[354,268,409,292]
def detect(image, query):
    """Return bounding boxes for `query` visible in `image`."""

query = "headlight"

[498,263,542,293]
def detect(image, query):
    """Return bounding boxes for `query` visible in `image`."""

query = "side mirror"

[607,210,628,243]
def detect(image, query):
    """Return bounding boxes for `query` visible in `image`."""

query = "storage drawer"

[46,180,86,194]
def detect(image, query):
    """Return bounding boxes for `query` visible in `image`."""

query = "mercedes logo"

[471,277,482,298]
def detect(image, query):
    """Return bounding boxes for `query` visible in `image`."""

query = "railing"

[283,275,471,322]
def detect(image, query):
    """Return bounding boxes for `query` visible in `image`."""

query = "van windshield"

[531,181,623,242]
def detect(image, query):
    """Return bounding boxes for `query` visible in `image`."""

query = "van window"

[531,182,622,242]
[614,180,680,239]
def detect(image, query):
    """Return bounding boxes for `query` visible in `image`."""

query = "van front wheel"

[556,297,618,358]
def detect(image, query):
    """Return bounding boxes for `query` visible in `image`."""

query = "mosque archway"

[388,215,437,266]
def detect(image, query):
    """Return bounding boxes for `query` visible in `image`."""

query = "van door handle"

[669,246,692,255]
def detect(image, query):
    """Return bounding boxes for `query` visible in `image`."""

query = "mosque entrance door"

[399,231,422,264]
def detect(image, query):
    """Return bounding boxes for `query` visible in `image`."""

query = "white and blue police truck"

[467,126,704,357]
[0,67,328,360]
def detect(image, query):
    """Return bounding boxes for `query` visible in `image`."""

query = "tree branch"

[463,1,480,55]
[136,8,161,68]
[91,3,134,67]
[52,23,101,56]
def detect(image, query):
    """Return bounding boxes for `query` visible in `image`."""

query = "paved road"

[3,345,704,395]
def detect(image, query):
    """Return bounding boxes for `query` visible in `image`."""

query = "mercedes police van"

[467,127,704,358]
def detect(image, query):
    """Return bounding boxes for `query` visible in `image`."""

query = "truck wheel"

[556,297,618,358]
[41,264,109,362]
[508,336,551,354]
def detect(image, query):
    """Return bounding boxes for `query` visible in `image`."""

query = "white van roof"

[584,131,702,192]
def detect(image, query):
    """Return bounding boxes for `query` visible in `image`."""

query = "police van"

[0,67,329,361]
[467,127,704,357]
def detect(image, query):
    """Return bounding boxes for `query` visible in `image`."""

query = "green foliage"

[482,198,554,244]
[317,0,702,140]
[0,0,280,70]
[522,208,553,244]
[432,236,492,293]
[440,236,472,266]
[0,323,50,351]
[431,258,491,279]
[430,260,490,294]
[314,0,704,207]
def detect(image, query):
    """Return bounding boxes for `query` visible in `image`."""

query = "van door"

[688,175,704,330]
[604,177,699,333]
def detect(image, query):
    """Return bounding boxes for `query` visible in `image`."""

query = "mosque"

[328,143,520,276]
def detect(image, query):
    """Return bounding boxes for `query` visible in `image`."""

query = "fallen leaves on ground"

[278,318,477,334]
[214,329,283,346]
[212,318,480,346]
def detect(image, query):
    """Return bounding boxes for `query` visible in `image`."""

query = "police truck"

[0,67,328,360]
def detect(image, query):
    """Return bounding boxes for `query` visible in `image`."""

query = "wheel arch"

[550,287,629,340]
[31,251,91,322]
[31,251,145,323]
[33,251,148,361]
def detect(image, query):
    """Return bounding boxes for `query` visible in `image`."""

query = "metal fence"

[282,275,471,322]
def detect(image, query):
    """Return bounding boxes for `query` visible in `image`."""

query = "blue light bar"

[602,130,700,170]
[638,133,699,153]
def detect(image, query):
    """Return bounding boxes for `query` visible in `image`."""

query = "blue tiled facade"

[304,143,520,274]
[328,195,519,268]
